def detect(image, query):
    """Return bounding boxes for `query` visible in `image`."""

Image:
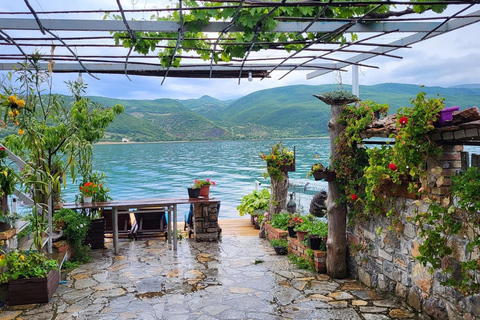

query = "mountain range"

[86,83,480,142]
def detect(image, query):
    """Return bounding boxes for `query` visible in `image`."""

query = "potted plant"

[270,239,288,255]
[0,251,59,305]
[78,181,99,203]
[270,211,290,230]
[294,218,312,243]
[53,208,91,263]
[306,163,336,182]
[187,180,201,198]
[307,219,328,251]
[237,188,270,225]
[195,178,216,197]
[287,213,303,238]
[259,142,295,181]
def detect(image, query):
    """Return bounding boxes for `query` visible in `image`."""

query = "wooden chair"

[102,208,135,238]
[133,207,168,240]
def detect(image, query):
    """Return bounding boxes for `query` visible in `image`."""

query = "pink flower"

[254,217,258,223]
[264,212,268,217]
[206,178,210,182]
[389,163,397,171]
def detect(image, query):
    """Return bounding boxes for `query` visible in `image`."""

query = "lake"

[61,138,331,219]
[30,138,480,219]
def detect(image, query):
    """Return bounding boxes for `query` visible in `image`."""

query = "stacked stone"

[193,201,220,241]
[348,144,480,319]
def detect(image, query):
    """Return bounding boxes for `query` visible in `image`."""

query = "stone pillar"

[429,144,463,199]
[193,201,220,241]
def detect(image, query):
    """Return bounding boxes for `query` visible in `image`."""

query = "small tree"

[0,55,124,250]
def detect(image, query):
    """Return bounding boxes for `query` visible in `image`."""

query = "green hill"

[78,83,480,142]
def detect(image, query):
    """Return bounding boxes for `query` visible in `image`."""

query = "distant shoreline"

[95,136,330,145]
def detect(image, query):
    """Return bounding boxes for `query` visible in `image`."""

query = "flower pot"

[274,246,288,255]
[308,236,323,250]
[434,106,460,127]
[199,185,210,197]
[86,218,105,249]
[8,270,59,305]
[313,170,336,181]
[287,226,297,238]
[188,188,200,198]
[83,196,92,203]
[296,230,308,243]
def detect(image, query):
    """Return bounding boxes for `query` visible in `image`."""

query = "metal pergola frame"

[0,1,479,83]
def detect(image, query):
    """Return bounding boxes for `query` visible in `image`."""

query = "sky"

[1,1,479,101]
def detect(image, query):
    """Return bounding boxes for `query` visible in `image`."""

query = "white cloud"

[1,2,480,100]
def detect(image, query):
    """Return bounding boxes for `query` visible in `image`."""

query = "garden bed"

[265,222,326,273]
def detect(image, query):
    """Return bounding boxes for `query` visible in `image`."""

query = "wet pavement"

[0,236,427,320]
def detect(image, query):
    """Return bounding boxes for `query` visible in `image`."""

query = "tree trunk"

[326,104,348,279]
[1,193,9,215]
[268,171,289,219]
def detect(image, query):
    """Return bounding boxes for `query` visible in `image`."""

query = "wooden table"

[63,197,218,255]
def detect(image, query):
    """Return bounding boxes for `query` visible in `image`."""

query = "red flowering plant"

[79,181,99,197]
[259,141,295,181]
[362,90,444,217]
[196,178,216,187]
[288,213,303,228]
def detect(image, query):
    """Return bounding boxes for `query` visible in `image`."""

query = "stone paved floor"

[0,236,428,320]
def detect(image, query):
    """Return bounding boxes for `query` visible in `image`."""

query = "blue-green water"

[63,139,330,219]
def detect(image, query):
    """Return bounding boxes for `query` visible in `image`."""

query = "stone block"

[407,288,421,311]
[412,263,432,293]
[403,223,416,239]
[378,249,393,262]
[395,282,407,299]
[466,295,480,317]
[411,241,420,258]
[358,268,371,287]
[423,297,448,320]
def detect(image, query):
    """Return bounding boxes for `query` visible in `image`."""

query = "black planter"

[287,226,297,238]
[86,218,105,249]
[188,188,200,198]
[274,246,288,255]
[308,236,323,250]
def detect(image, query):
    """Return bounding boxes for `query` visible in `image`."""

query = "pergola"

[1,1,479,88]
[1,0,480,278]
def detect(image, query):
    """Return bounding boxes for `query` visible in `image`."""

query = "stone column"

[193,201,220,241]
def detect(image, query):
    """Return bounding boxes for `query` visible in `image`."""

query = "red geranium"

[399,116,408,125]
[388,163,397,171]
[351,194,359,201]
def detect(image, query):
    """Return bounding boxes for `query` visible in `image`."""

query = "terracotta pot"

[297,230,308,243]
[199,185,210,197]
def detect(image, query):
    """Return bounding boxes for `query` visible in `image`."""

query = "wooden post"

[325,103,348,279]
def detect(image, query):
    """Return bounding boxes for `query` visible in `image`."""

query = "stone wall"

[193,201,221,241]
[347,145,480,319]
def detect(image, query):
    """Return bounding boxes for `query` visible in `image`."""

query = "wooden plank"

[461,151,469,171]
[472,154,480,168]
